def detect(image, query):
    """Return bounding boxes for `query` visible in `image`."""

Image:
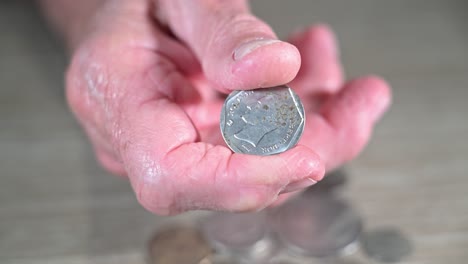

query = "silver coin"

[200,211,279,262]
[147,226,213,264]
[220,85,305,155]
[275,193,362,258]
[361,228,412,263]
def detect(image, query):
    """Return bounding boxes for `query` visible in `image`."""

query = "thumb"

[156,0,301,92]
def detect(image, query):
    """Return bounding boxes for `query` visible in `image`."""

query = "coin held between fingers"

[220,85,305,156]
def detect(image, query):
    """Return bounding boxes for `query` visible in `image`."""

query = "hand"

[64,0,391,215]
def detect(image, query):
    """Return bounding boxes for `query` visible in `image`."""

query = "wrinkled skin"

[63,0,391,215]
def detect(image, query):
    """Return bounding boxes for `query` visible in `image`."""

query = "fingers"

[303,76,391,169]
[289,24,343,95]
[65,0,204,173]
[66,0,324,215]
[156,0,301,92]
[121,99,323,214]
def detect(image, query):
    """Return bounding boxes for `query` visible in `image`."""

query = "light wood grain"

[1,0,467,263]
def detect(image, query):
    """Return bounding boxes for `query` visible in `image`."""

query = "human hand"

[64,0,390,215]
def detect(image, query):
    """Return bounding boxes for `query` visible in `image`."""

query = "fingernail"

[233,39,281,61]
[281,178,317,194]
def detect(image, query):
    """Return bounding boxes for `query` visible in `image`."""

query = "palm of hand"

[67,1,390,214]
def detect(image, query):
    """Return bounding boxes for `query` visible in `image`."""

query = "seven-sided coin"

[220,85,305,155]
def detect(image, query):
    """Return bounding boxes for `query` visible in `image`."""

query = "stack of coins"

[146,193,413,264]
[200,211,279,264]
[275,192,363,258]
[361,228,412,263]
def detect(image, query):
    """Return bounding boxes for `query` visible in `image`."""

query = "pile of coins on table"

[147,87,412,264]
[147,169,412,264]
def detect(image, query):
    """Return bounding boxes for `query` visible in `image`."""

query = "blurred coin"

[201,211,279,262]
[220,85,305,155]
[361,227,412,263]
[269,257,305,264]
[147,226,213,264]
[270,261,301,264]
[209,255,239,264]
[276,193,362,258]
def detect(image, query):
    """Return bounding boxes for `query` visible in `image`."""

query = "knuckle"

[67,38,117,110]
[66,38,128,143]
[226,13,272,34]
[207,13,273,53]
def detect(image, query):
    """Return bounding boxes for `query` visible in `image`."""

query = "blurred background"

[1,0,467,263]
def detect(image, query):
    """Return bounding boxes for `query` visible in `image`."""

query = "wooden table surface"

[1,0,467,263]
